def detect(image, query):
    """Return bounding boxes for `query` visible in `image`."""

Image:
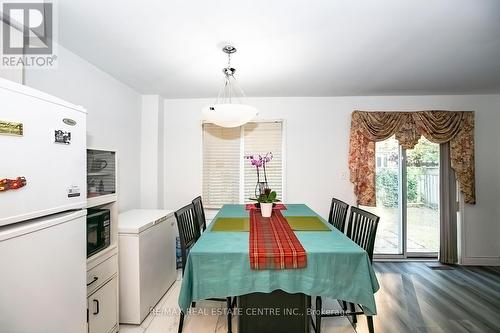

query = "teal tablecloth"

[178,204,379,315]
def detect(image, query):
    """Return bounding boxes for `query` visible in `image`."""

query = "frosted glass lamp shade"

[202,103,258,128]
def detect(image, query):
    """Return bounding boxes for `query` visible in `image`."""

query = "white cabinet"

[88,277,118,333]
[118,210,177,324]
[86,148,119,333]
[87,251,119,333]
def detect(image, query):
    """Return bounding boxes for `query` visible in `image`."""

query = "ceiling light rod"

[215,45,246,105]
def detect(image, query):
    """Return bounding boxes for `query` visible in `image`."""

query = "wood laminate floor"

[120,262,500,333]
[356,262,500,333]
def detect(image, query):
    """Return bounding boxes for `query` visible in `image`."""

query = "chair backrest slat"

[192,196,207,232]
[328,198,349,232]
[359,216,367,247]
[346,207,380,262]
[175,203,201,274]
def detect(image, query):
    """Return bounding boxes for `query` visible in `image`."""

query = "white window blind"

[243,122,283,201]
[202,124,241,206]
[202,121,283,207]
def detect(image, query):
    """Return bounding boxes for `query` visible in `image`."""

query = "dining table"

[178,204,379,331]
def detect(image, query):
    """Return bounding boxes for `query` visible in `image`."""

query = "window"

[202,121,283,207]
[202,125,240,206]
[243,122,283,202]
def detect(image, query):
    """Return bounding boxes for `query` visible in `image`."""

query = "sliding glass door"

[367,137,402,254]
[406,139,440,255]
[364,136,440,258]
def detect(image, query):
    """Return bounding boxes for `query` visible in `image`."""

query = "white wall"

[0,17,23,84]
[140,95,164,208]
[164,95,500,265]
[24,45,142,212]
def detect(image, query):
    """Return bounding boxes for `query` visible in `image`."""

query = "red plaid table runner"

[245,203,287,211]
[249,210,307,270]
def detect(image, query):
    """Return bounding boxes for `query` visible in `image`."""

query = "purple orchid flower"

[264,152,273,163]
[245,153,273,168]
[245,154,264,168]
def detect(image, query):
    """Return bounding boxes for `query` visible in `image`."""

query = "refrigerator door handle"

[92,299,99,315]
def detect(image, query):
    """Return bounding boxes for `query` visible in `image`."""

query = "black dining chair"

[192,196,207,232]
[175,203,234,333]
[314,206,380,333]
[175,203,201,276]
[345,207,380,262]
[327,197,349,232]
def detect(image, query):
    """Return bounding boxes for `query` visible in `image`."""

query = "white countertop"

[118,209,174,234]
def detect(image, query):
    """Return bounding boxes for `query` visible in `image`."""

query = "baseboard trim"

[460,256,500,266]
[374,258,437,262]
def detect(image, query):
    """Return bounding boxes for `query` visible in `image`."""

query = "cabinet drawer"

[87,254,117,295]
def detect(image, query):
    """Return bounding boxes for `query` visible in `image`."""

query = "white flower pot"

[260,203,273,218]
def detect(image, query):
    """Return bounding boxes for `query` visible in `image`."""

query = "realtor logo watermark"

[1,1,57,68]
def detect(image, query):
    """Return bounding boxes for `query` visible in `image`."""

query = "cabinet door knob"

[87,276,98,286]
[93,299,100,315]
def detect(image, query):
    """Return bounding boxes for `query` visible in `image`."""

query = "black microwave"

[87,208,111,258]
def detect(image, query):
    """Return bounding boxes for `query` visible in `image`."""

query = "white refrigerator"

[0,78,88,333]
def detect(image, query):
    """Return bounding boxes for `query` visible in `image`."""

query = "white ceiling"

[58,0,500,98]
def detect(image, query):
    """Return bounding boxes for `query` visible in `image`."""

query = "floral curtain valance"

[349,110,475,206]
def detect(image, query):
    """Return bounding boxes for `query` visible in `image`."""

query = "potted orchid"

[245,152,273,198]
[251,188,280,218]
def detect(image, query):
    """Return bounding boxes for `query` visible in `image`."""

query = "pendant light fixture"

[202,45,258,127]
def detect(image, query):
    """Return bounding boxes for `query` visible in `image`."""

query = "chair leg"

[367,315,374,333]
[341,300,347,311]
[231,296,237,309]
[227,297,232,333]
[191,301,196,308]
[349,302,357,323]
[178,311,184,333]
[315,296,322,333]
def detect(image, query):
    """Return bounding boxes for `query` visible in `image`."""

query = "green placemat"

[285,216,331,231]
[211,216,330,232]
[211,217,249,231]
